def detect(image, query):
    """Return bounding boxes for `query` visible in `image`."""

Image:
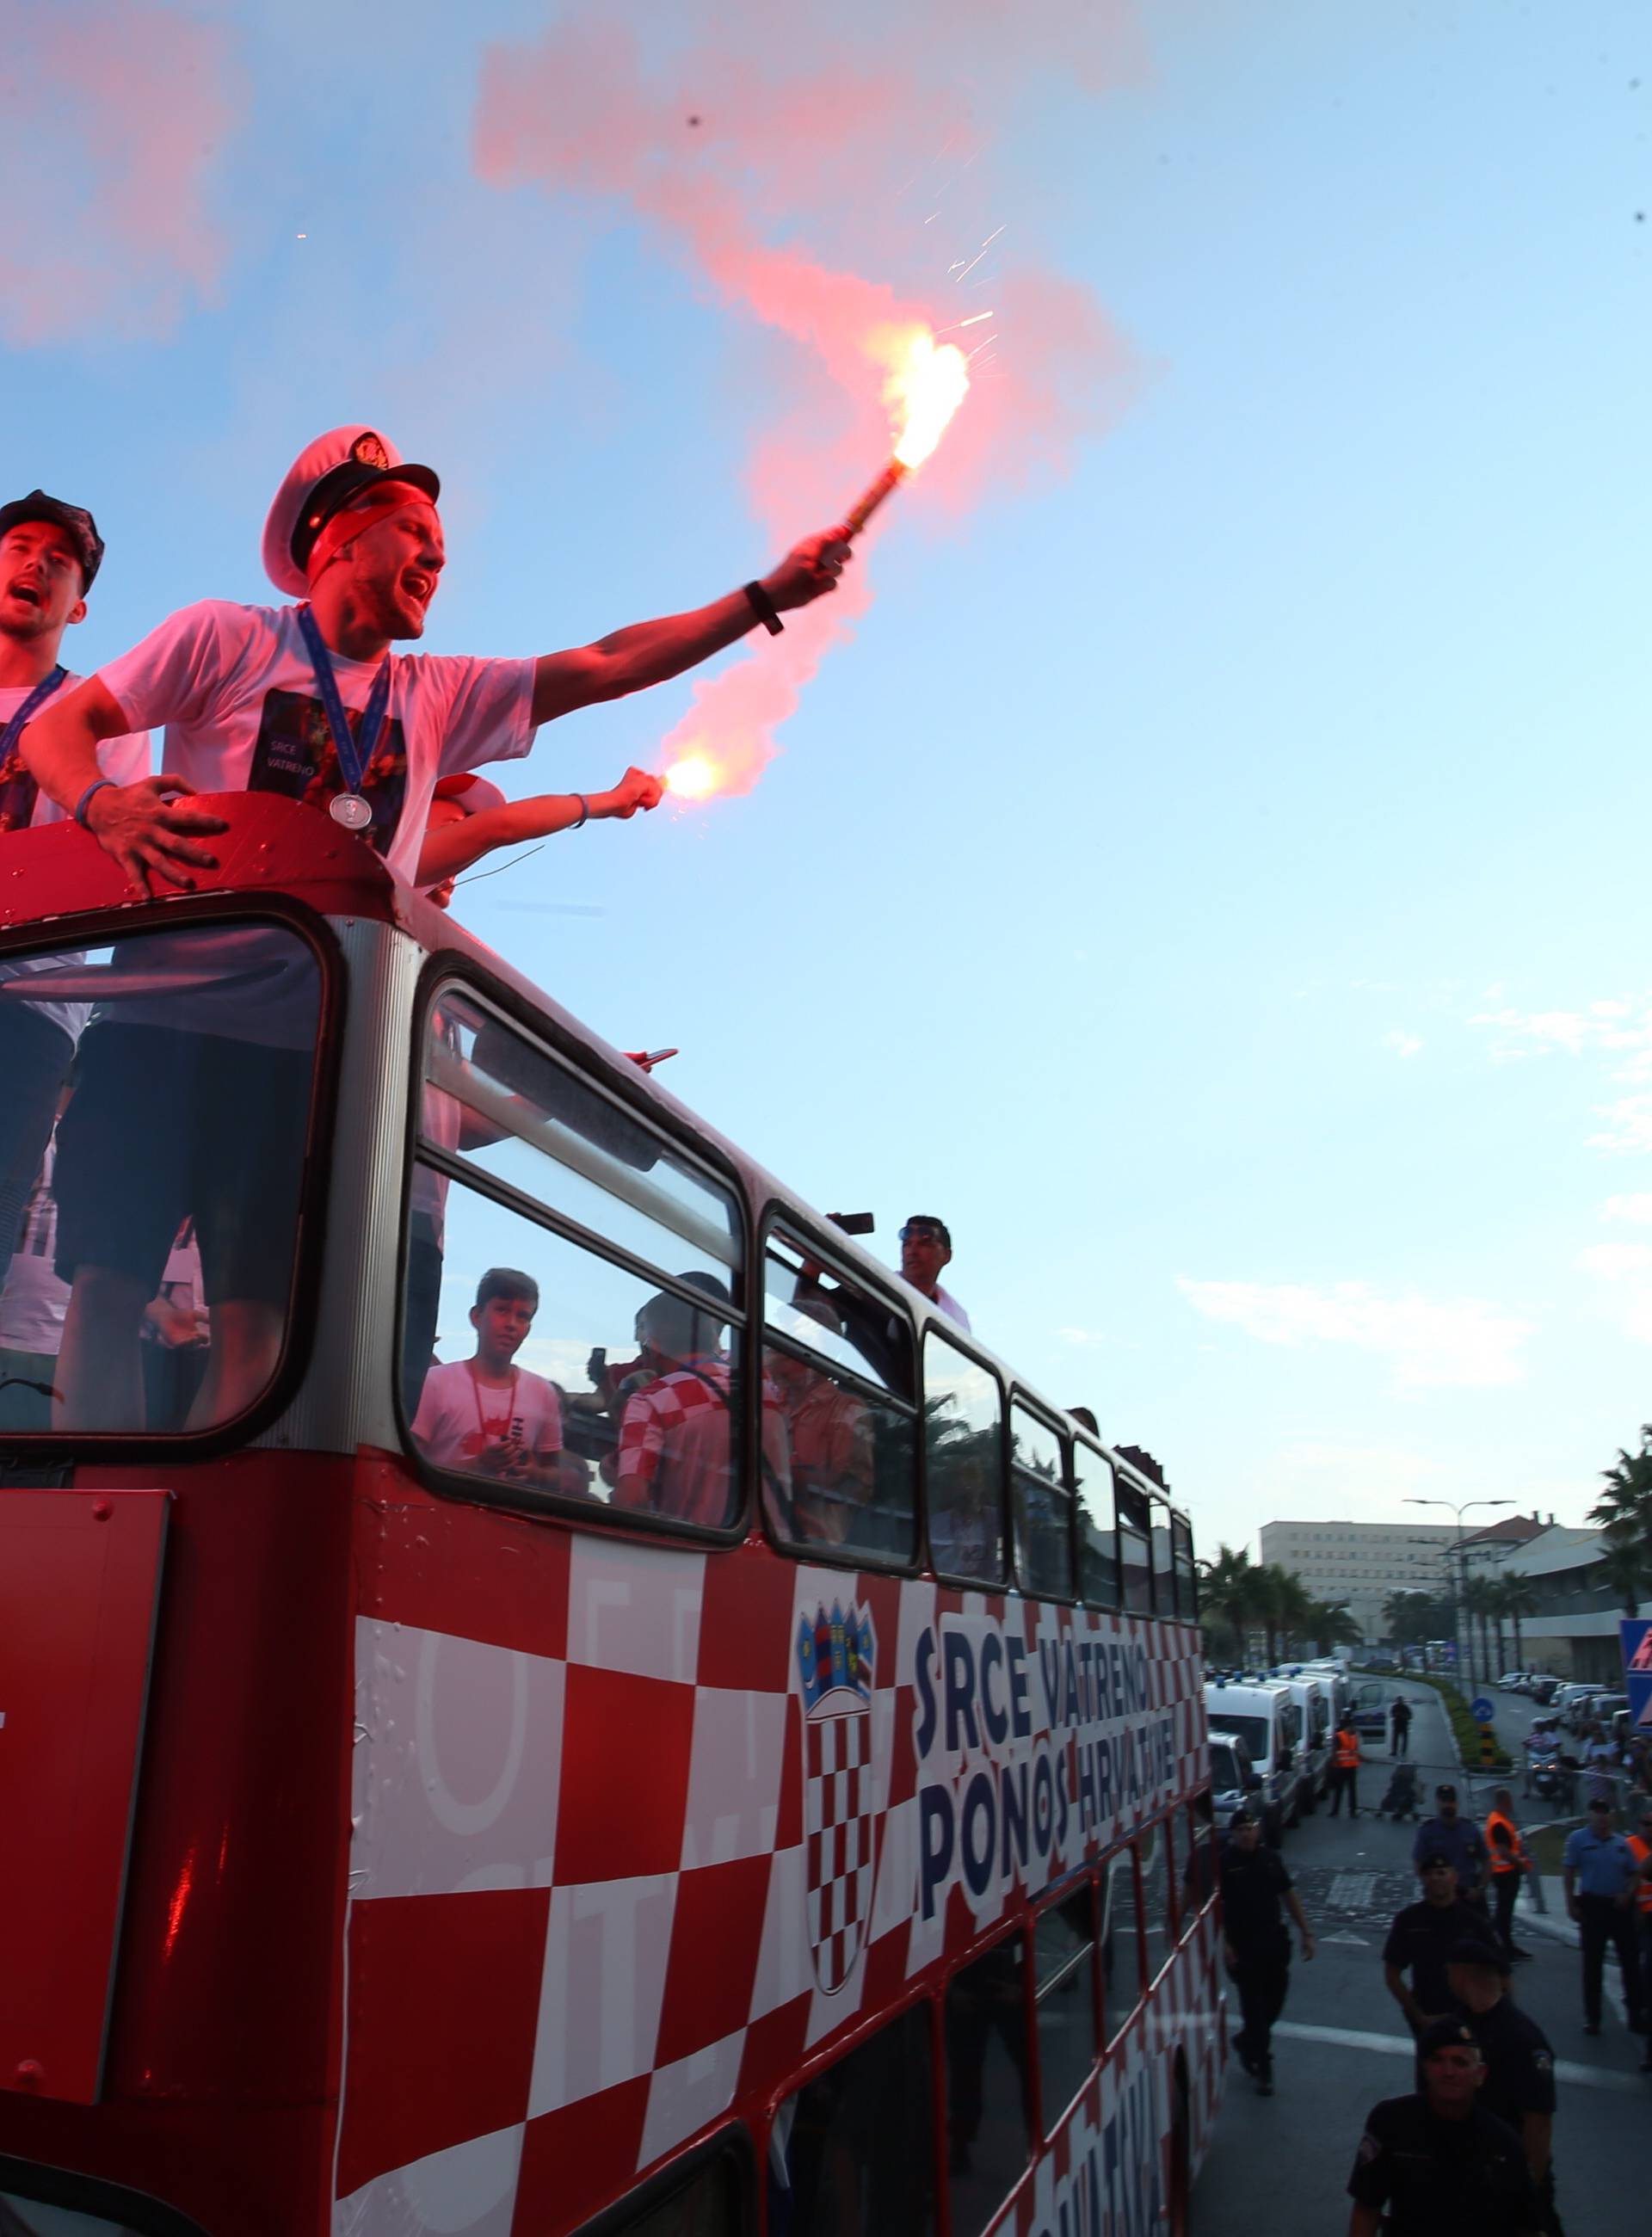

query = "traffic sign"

[1470,1695,1495,1723]
[1622,1618,1652,1731]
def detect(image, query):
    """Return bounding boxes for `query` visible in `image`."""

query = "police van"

[1271,1672,1335,1815]
[1203,1678,1303,1845]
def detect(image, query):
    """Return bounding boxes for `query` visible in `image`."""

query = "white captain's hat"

[262,425,440,597]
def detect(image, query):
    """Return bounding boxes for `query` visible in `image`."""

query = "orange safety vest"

[1486,1808,1526,1875]
[1335,1729,1360,1769]
[1629,1833,1652,1915]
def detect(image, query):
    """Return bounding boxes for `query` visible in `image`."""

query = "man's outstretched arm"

[530,529,848,727]
[22,678,227,897]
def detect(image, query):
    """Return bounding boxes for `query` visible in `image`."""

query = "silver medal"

[329,792,373,832]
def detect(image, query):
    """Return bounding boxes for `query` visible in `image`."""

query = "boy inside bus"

[613,1273,791,1531]
[411,1266,566,1491]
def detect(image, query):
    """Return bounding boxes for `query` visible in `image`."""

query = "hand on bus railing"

[83,777,230,897]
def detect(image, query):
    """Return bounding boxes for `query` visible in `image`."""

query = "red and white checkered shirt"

[615,1356,790,1528]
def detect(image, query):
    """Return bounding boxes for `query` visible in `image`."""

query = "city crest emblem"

[796,1596,879,1993]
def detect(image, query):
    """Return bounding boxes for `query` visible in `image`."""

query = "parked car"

[1587,1692,1629,1733]
[1496,1672,1529,1692]
[1345,1678,1393,1744]
[1204,1679,1302,1846]
[1551,1682,1594,1728]
[1526,1676,1559,1705]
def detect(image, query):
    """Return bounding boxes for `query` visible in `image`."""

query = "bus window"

[0,920,324,1441]
[1172,1515,1198,1618]
[1181,1798,1218,1919]
[1010,1402,1073,1599]
[768,2002,935,2237]
[1139,1818,1175,1981]
[404,989,761,1531]
[924,1332,1005,1584]
[1074,1443,1119,1608]
[1116,1482,1153,1615]
[762,1229,917,1562]
[944,1936,1032,2237]
[1032,1880,1098,2129]
[595,2140,748,2235]
[1100,1847,1144,2041]
[1150,1500,1174,1612]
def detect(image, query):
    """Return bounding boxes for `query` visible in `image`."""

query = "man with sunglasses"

[898,1215,970,1332]
[1347,2018,1542,2237]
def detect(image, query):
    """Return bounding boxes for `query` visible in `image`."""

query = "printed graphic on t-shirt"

[0,748,40,832]
[248,687,408,853]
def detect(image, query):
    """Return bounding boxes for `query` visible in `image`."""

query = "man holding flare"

[21,425,850,1429]
[24,424,850,889]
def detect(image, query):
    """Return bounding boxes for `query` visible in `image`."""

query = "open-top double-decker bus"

[0,797,1221,2237]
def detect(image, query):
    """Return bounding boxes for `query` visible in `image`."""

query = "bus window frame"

[1029,1868,1101,2137]
[1006,1388,1077,1604]
[0,2153,211,2237]
[1171,1511,1199,1618]
[1115,1474,1156,1617]
[395,958,755,1545]
[920,1322,1010,1590]
[755,1202,922,1578]
[568,2123,755,2237]
[1100,1840,1146,2046]
[0,894,343,1467]
[1070,1430,1120,1612]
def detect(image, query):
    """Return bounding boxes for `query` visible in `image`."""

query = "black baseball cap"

[1418,2017,1480,2060]
[0,490,103,589]
[1446,1936,1509,1974]
[1229,1806,1255,1829]
[1418,1849,1454,1870]
[1435,1782,1458,1800]
[1587,1795,1612,1811]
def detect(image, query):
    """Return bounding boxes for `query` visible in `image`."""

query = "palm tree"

[1592,1424,1652,1539]
[1197,1543,1260,1664]
[1462,1575,1498,1691]
[1495,1573,1538,1669]
[1598,1539,1651,1618]
[1302,1596,1362,1655]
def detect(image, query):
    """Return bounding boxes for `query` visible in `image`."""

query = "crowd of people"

[1211,1685,1652,2236]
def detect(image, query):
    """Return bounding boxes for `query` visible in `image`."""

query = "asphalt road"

[1191,1678,1646,2237]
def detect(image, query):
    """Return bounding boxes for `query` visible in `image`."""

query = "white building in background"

[1258,1518,1459,1641]
[1456,1522,1651,1686]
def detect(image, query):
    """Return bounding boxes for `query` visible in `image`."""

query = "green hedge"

[1352,1666,1513,1772]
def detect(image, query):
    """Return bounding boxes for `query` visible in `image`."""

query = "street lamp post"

[1404,1498,1512,1694]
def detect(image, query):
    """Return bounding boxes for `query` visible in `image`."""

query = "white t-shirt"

[411,1358,563,1473]
[0,672,151,1043]
[92,602,537,1045]
[100,601,537,884]
[934,1285,971,1333]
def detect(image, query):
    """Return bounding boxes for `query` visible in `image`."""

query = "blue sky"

[9,0,1649,1562]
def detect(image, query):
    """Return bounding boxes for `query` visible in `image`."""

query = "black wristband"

[744,579,784,635]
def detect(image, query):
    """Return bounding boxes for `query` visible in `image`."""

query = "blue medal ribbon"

[295,605,391,801]
[0,665,69,828]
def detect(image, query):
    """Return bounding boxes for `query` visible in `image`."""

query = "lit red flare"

[843,326,971,537]
[660,324,971,804]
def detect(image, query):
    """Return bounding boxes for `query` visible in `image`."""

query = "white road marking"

[1273,2020,1646,2094]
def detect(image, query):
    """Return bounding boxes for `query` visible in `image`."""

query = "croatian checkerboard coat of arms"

[796,1597,879,1993]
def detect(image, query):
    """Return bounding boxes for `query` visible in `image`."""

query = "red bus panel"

[0,1489,170,2105]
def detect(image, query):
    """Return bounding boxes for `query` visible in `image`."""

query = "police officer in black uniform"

[1446,1938,1563,2235]
[1346,2018,1543,2237]
[1219,1805,1316,2097]
[1383,1852,1501,2035]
